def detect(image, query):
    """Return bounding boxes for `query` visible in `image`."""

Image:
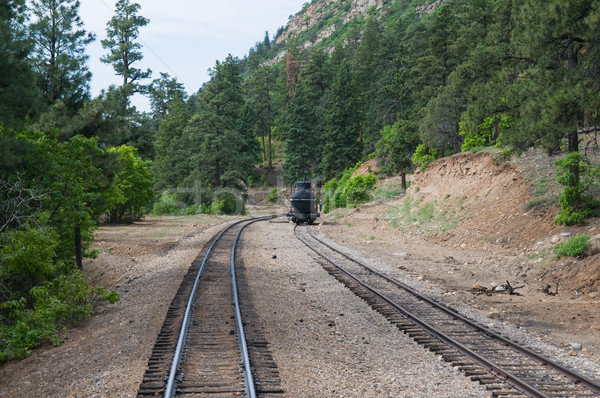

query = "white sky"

[78,0,307,111]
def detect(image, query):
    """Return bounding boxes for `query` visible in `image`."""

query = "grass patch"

[372,181,406,200]
[327,211,346,221]
[145,227,178,238]
[554,234,591,258]
[533,176,554,197]
[526,196,554,210]
[382,194,458,236]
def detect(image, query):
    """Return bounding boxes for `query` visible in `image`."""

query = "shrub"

[411,144,439,172]
[152,191,183,215]
[0,271,119,363]
[210,191,243,215]
[322,162,377,212]
[459,114,511,152]
[0,226,59,295]
[186,205,198,215]
[345,174,377,205]
[322,177,339,213]
[105,145,154,223]
[554,234,591,258]
[554,152,599,225]
[199,203,213,214]
[266,187,279,203]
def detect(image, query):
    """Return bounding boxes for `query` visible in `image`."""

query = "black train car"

[287,181,320,224]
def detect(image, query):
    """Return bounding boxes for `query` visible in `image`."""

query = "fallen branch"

[542,281,559,296]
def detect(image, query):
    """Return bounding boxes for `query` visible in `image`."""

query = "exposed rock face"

[276,0,384,47]
[416,0,445,17]
[347,0,382,19]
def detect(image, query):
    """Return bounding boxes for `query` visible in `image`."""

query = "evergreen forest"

[1,0,600,362]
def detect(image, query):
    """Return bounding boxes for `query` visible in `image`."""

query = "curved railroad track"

[137,216,283,398]
[295,226,600,398]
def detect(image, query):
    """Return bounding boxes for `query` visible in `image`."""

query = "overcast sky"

[78,0,307,111]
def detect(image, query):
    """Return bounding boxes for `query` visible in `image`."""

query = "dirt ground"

[1,150,599,397]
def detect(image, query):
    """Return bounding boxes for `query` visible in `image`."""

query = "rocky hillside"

[276,0,384,46]
[274,0,446,50]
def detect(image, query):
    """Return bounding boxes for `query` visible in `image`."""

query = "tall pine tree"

[321,56,362,179]
[0,0,40,128]
[30,0,94,110]
[101,0,151,91]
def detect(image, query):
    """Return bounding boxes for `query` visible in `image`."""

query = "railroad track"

[295,226,600,398]
[137,216,283,398]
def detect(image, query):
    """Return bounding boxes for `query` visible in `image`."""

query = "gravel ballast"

[241,220,490,397]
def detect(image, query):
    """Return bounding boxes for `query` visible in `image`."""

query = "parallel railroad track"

[137,216,283,397]
[295,226,600,398]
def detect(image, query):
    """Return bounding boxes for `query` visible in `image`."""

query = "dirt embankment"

[378,152,600,293]
[401,151,600,293]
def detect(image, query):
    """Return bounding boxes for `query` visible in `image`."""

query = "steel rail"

[294,227,546,397]
[304,227,600,395]
[297,226,600,397]
[164,215,277,398]
[231,216,278,397]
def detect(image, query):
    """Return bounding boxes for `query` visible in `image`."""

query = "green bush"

[186,204,198,215]
[0,271,119,363]
[322,163,377,212]
[266,187,279,203]
[152,191,183,215]
[554,152,599,225]
[322,177,339,213]
[345,174,377,205]
[411,144,440,172]
[210,191,244,215]
[199,203,213,214]
[105,145,154,223]
[459,114,511,152]
[554,234,591,258]
[0,226,60,295]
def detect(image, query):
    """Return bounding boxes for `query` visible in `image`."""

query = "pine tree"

[506,0,600,154]
[457,0,515,144]
[186,106,252,191]
[29,0,94,109]
[148,72,188,121]
[243,64,275,167]
[282,82,317,184]
[204,54,243,127]
[354,17,382,154]
[321,58,362,179]
[188,55,257,190]
[0,0,40,128]
[101,0,151,91]
[153,98,190,191]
